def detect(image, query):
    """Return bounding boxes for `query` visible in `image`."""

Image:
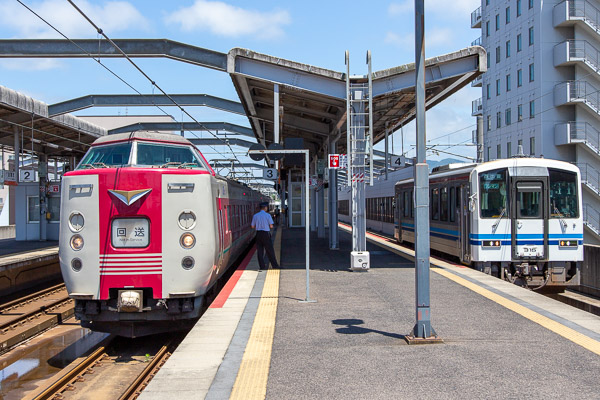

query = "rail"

[0,283,65,313]
[118,343,173,399]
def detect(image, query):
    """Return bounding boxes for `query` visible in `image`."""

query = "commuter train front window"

[479,168,508,218]
[517,182,541,219]
[136,142,205,169]
[549,169,578,219]
[77,143,132,169]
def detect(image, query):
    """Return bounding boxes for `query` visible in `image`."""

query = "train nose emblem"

[108,189,152,206]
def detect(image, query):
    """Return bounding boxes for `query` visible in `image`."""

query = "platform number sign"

[263,168,278,180]
[19,169,37,183]
[390,155,405,168]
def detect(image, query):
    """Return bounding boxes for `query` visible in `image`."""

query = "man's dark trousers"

[255,230,279,270]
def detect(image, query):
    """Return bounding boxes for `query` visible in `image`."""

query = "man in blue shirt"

[251,202,280,270]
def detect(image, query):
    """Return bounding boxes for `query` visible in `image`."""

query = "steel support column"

[412,0,436,340]
[310,188,317,232]
[13,126,19,182]
[328,138,339,249]
[317,185,325,239]
[351,89,367,253]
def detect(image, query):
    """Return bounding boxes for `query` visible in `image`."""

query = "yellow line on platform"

[230,228,282,400]
[433,268,600,356]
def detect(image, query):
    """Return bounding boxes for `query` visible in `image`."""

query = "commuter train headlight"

[71,258,83,272]
[70,234,84,251]
[482,240,501,248]
[559,240,578,247]
[69,212,85,232]
[178,211,196,230]
[181,256,195,270]
[180,233,196,249]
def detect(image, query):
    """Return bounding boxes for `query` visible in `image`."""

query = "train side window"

[403,191,409,217]
[440,187,449,221]
[431,188,440,220]
[450,187,456,222]
[410,190,414,218]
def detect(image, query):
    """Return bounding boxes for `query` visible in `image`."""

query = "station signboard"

[263,168,278,180]
[329,154,340,169]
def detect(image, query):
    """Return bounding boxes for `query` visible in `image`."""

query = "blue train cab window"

[549,169,578,218]
[479,168,508,218]
[78,142,132,169]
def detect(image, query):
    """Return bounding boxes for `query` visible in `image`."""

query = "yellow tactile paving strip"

[434,268,600,356]
[339,223,600,357]
[230,228,281,400]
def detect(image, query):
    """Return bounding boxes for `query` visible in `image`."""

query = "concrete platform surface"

[143,227,600,399]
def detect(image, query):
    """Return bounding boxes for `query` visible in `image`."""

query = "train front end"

[59,132,217,337]
[470,158,583,289]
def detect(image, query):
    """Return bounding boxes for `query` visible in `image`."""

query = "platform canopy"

[227,46,486,153]
[0,85,106,156]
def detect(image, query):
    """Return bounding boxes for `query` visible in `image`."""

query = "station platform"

[142,227,600,399]
[0,239,59,298]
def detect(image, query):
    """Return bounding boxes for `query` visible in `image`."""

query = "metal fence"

[570,0,600,32]
[584,203,600,236]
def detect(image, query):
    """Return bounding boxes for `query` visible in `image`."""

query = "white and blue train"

[338,157,582,289]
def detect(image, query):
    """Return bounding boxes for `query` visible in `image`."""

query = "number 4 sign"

[390,155,406,168]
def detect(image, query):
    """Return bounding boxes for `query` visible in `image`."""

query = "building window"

[529,27,534,45]
[487,115,492,131]
[487,146,491,161]
[507,142,512,158]
[529,63,534,81]
[518,104,523,121]
[517,34,522,52]
[506,74,511,92]
[496,46,501,63]
[506,40,511,58]
[496,111,502,128]
[486,21,490,37]
[506,6,510,23]
[517,0,522,16]
[486,0,490,5]
[497,144,502,159]
[496,79,501,96]
[27,196,40,223]
[517,69,523,87]
[529,0,533,9]
[529,100,535,118]
[505,108,512,125]
[486,83,491,99]
[487,52,491,68]
[530,137,535,155]
[496,14,500,30]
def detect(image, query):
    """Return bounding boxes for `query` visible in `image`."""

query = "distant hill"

[426,158,470,171]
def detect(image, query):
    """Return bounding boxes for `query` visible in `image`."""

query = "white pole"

[304,150,312,302]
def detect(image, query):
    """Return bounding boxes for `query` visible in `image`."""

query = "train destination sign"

[111,218,150,248]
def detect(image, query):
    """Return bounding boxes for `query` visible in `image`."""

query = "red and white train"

[59,131,268,337]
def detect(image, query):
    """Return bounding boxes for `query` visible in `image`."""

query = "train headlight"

[70,234,84,251]
[180,233,196,249]
[181,256,195,270]
[69,212,85,232]
[178,211,196,230]
[482,240,501,248]
[71,258,83,272]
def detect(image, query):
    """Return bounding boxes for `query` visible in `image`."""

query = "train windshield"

[479,168,508,218]
[136,143,206,169]
[77,143,132,169]
[549,169,578,218]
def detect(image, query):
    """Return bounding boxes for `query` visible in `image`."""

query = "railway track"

[33,335,180,400]
[0,283,74,354]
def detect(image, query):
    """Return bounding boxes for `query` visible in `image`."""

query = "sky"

[0,0,481,166]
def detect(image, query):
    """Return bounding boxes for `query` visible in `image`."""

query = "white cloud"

[0,59,63,71]
[0,0,149,38]
[388,0,479,17]
[165,1,291,40]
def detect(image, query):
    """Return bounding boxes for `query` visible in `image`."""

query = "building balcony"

[554,40,600,75]
[554,0,600,37]
[472,97,483,116]
[555,121,600,154]
[471,6,482,28]
[555,81,600,118]
[471,37,482,47]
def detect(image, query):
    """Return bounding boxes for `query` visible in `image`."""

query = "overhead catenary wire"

[16,0,252,179]
[64,0,251,177]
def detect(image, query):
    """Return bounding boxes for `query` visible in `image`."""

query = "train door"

[511,179,548,261]
[216,199,226,273]
[459,184,471,263]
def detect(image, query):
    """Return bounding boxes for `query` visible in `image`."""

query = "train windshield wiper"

[492,207,506,232]
[553,205,567,231]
